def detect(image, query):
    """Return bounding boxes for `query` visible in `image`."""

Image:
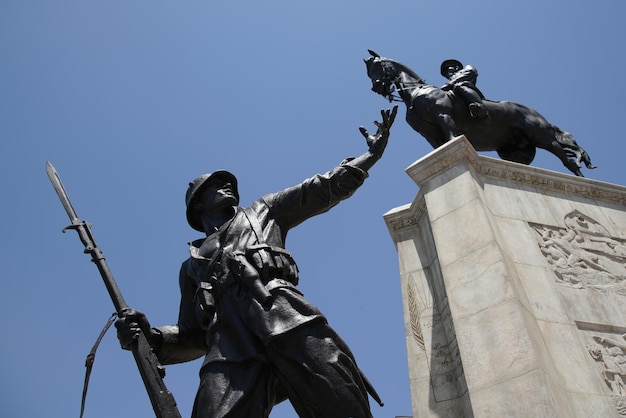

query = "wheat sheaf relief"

[407,275,433,352]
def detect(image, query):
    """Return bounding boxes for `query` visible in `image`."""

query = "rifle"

[46,162,181,418]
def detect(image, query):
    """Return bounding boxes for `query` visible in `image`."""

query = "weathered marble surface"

[385,136,626,417]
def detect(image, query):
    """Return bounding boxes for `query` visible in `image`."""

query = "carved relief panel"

[585,330,626,416]
[530,210,626,295]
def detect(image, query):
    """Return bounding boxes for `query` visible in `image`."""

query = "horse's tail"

[552,126,597,169]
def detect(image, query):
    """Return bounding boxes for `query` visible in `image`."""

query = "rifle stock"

[46,162,181,418]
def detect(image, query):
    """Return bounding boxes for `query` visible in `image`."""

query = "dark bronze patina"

[365,50,595,176]
[115,108,397,418]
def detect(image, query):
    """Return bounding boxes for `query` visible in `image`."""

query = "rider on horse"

[440,59,489,119]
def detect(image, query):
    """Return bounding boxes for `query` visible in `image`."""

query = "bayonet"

[46,162,181,418]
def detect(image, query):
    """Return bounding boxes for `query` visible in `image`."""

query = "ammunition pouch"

[194,281,216,330]
[193,240,299,324]
[246,244,299,285]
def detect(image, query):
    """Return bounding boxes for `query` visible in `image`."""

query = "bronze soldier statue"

[116,107,397,418]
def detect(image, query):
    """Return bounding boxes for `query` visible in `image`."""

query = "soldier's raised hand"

[359,105,398,156]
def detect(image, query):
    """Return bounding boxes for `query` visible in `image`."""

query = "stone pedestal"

[384,136,626,417]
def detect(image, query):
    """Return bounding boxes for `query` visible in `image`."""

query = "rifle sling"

[79,312,117,418]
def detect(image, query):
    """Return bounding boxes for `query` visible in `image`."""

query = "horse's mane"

[380,57,426,84]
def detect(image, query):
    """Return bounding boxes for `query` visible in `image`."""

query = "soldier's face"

[197,178,238,212]
[444,65,459,78]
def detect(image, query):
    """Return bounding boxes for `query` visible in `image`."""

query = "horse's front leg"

[436,113,462,145]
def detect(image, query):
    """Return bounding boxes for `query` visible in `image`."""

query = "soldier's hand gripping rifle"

[46,162,181,418]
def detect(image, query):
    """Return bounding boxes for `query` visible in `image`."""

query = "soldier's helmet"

[185,170,239,231]
[440,59,463,77]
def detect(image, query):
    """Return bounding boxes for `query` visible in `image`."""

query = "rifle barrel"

[46,162,181,418]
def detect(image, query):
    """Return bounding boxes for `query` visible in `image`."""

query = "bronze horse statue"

[364,50,595,176]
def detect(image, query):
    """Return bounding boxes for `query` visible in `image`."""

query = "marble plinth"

[385,136,626,417]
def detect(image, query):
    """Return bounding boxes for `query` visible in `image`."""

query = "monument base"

[384,136,626,417]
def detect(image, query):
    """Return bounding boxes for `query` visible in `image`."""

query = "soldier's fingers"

[387,106,398,126]
[359,126,368,138]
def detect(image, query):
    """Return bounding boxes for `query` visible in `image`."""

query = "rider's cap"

[185,170,239,231]
[440,59,463,77]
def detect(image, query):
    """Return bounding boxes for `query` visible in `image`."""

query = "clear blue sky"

[2,1,624,417]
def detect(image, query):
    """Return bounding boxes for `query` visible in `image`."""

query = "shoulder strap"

[242,207,264,244]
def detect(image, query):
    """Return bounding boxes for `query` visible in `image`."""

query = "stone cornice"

[405,136,626,206]
[384,198,428,233]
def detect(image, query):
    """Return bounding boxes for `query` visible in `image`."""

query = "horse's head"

[364,50,397,101]
[364,50,425,103]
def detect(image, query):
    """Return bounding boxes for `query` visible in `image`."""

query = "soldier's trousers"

[191,320,373,418]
